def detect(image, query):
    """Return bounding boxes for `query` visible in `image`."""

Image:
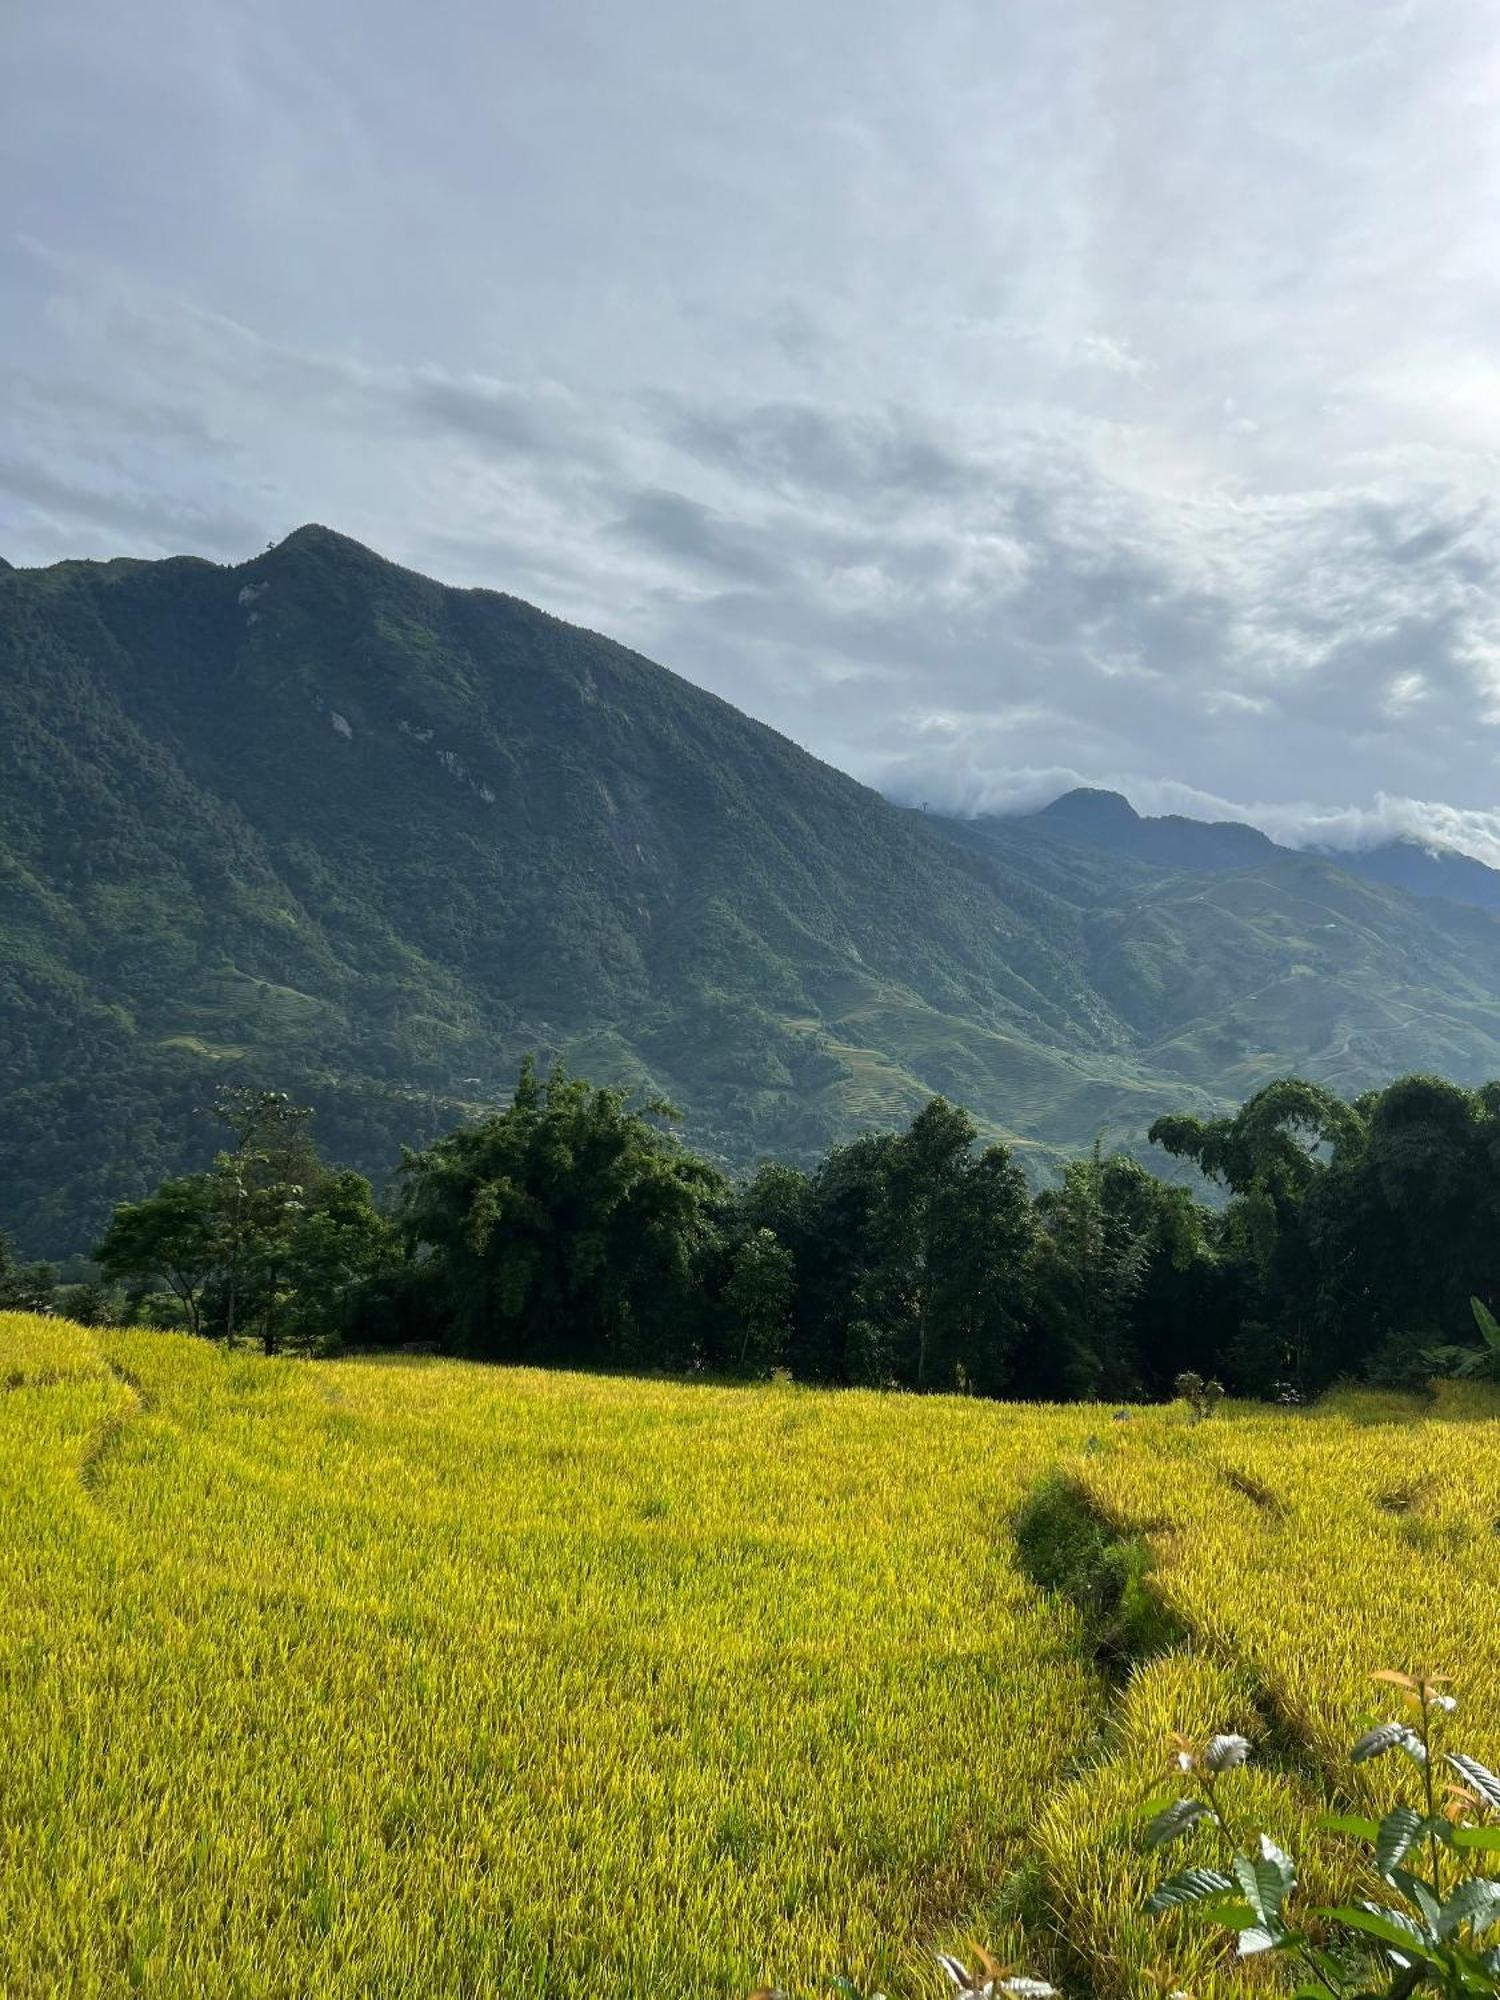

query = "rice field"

[2,1312,1499,1999]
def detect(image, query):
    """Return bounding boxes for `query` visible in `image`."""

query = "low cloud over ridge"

[875,761,1500,871]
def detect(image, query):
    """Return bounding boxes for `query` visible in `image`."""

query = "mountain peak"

[1033,787,1142,834]
[1018,787,1278,871]
[231,524,387,575]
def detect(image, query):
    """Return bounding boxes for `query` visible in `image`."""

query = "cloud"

[606,488,785,586]
[7,0,1500,859]
[0,451,261,555]
[874,761,1500,873]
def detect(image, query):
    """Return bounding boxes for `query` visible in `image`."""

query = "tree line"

[10,1065,1498,1399]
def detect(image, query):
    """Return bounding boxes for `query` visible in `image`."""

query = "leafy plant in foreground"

[1145,1671,1500,1998]
[1425,1299,1500,1386]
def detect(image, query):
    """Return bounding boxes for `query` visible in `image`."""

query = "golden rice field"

[2,1312,1499,2000]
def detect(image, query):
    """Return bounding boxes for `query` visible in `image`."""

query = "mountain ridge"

[8,527,1500,1253]
[1011,784,1500,915]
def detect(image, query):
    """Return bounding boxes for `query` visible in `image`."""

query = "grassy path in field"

[1066,1387,1500,1787]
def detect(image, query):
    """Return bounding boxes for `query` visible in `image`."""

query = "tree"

[399,1060,727,1366]
[0,1231,55,1313]
[209,1089,322,1350]
[872,1098,979,1389]
[1302,1076,1500,1382]
[1032,1145,1152,1399]
[95,1095,389,1354]
[722,1227,795,1375]
[758,1132,905,1385]
[1150,1078,1363,1205]
[865,1099,1035,1392]
[270,1170,398,1353]
[55,1279,119,1328]
[1151,1079,1367,1392]
[95,1177,219,1335]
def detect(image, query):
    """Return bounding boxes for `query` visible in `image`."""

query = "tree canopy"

[67,1063,1500,1400]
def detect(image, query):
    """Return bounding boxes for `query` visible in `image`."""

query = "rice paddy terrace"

[3,1312,1499,1998]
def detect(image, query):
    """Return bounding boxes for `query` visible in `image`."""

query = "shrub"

[1172,1368,1225,1420]
[1145,1671,1500,1999]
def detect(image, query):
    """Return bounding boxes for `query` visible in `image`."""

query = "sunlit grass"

[0,1315,1102,1998]
[5,1316,1498,1999]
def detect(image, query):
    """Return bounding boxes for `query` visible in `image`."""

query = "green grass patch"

[1012,1473,1186,1675]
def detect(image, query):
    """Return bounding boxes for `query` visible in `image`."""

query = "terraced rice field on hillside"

[2,1312,1498,1999]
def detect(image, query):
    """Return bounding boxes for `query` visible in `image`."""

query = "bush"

[1145,1672,1500,1999]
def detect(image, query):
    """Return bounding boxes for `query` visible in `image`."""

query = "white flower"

[936,1952,1057,1999]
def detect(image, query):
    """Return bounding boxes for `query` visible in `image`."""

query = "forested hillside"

[10,526,1500,1252]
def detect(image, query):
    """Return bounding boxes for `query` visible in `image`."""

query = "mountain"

[9,528,1500,1255]
[1323,835,1500,916]
[945,806,1500,1089]
[1017,786,1500,915]
[1024,787,1280,871]
[0,527,1149,1251]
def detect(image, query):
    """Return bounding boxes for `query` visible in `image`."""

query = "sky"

[7,0,1500,859]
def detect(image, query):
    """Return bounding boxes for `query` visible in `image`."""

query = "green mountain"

[8,526,1500,1254]
[942,810,1500,1101]
[1022,786,1279,870]
[1020,785,1500,915]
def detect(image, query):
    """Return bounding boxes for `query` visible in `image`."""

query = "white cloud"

[877,762,1500,872]
[6,0,1500,853]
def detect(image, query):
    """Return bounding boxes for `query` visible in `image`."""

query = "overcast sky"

[7,0,1500,858]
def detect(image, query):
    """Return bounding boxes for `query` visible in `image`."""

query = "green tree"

[255,1170,397,1356]
[209,1089,322,1350]
[0,1231,55,1313]
[1032,1144,1152,1399]
[399,1060,726,1366]
[55,1278,120,1328]
[96,1095,388,1353]
[1151,1079,1367,1391]
[1310,1076,1499,1378]
[777,1137,895,1385]
[866,1099,1035,1392]
[722,1226,795,1375]
[96,1177,219,1335]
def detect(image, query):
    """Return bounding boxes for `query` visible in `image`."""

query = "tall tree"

[1302,1076,1500,1380]
[721,1227,795,1376]
[399,1061,726,1366]
[96,1094,389,1353]
[866,1098,1035,1392]
[1151,1078,1366,1391]
[96,1176,219,1335]
[776,1134,897,1384]
[209,1090,322,1348]
[1032,1144,1152,1399]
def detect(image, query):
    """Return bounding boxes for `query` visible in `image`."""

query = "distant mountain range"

[1017,785,1500,915]
[8,526,1500,1253]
